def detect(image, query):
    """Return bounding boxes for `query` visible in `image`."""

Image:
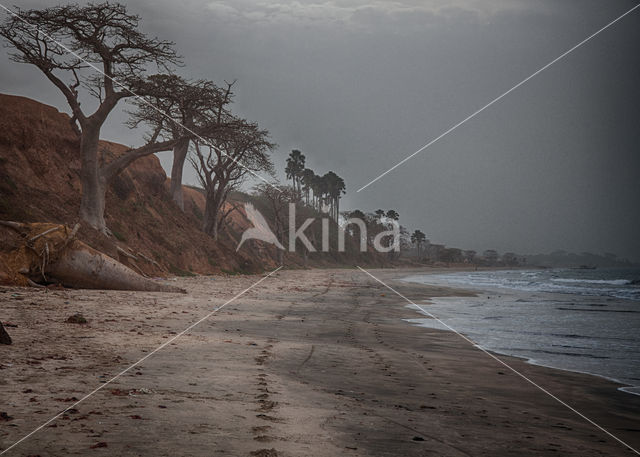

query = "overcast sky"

[2,0,639,260]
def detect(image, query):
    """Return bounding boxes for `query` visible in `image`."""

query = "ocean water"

[400,268,640,394]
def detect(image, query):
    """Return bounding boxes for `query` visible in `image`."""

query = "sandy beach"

[1,268,639,456]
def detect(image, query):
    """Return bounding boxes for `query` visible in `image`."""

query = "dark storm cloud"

[1,0,639,259]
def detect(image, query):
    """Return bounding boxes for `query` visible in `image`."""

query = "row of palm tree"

[285,150,346,221]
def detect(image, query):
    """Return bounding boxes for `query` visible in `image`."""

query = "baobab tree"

[253,183,296,265]
[0,3,180,232]
[128,75,234,210]
[190,117,275,239]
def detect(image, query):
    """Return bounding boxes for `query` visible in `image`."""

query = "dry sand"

[1,268,639,456]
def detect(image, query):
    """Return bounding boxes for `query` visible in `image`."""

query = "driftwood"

[1,221,185,293]
[49,241,184,292]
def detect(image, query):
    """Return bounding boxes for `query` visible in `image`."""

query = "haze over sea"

[402,268,640,394]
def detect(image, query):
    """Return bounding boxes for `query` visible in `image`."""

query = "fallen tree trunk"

[1,221,186,293]
[48,240,186,293]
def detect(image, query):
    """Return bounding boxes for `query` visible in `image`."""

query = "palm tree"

[411,230,426,257]
[285,149,305,197]
[331,175,346,221]
[374,209,385,220]
[322,171,345,221]
[301,168,316,205]
[314,173,329,212]
[385,210,399,221]
[348,209,367,220]
[310,174,320,209]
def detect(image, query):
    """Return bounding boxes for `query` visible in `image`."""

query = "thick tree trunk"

[214,209,228,241]
[49,240,185,293]
[170,138,190,210]
[202,188,224,239]
[203,202,215,236]
[211,215,220,240]
[78,124,108,233]
[79,124,175,235]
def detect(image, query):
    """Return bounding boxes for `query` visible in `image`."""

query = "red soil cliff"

[0,93,277,280]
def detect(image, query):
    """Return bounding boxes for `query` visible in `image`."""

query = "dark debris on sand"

[0,322,12,344]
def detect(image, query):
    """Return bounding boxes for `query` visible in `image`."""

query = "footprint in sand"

[250,449,279,457]
[253,435,275,442]
[255,414,283,423]
[252,425,271,433]
[257,400,277,412]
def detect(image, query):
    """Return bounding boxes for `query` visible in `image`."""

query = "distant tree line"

[402,230,525,267]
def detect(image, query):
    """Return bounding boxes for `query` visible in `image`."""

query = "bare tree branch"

[0,3,181,232]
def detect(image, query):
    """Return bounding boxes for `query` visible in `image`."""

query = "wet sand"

[1,268,639,456]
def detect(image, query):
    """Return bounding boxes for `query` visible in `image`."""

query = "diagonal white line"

[356,3,640,193]
[356,266,640,456]
[0,266,282,456]
[0,3,279,192]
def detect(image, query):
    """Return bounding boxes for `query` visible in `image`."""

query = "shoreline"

[407,305,639,396]
[2,267,639,456]
[396,268,640,396]
[403,308,640,395]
